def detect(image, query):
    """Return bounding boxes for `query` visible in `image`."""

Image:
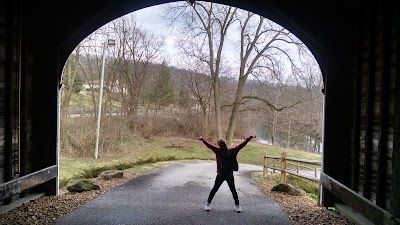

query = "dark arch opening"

[56,0,328,87]
[4,1,399,224]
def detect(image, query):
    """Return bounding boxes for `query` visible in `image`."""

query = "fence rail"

[0,165,58,202]
[263,151,321,182]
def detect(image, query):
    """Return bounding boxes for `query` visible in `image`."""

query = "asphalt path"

[55,161,292,225]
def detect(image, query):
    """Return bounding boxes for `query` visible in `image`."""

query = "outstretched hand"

[250,135,257,139]
[199,136,204,141]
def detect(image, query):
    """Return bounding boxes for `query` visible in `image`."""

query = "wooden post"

[280,152,287,182]
[263,151,268,177]
[315,167,318,178]
[297,162,300,173]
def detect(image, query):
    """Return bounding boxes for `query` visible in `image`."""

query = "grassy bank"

[60,136,322,194]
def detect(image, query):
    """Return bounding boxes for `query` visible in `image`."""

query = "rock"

[66,179,100,192]
[271,183,306,196]
[99,170,124,180]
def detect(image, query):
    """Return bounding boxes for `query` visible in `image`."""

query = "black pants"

[207,174,239,205]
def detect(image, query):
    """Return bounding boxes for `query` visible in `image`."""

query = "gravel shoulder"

[0,166,355,225]
[254,175,356,225]
[0,173,137,225]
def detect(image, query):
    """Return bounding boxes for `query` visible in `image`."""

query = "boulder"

[66,179,100,192]
[99,170,124,180]
[271,183,306,196]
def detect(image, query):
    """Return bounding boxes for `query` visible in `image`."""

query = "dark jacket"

[200,136,253,175]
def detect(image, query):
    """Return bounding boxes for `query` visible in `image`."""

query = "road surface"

[55,161,292,225]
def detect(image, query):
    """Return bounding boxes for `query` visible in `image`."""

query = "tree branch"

[242,95,309,111]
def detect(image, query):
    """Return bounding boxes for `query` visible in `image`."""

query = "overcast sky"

[130,4,180,66]
[98,2,320,79]
[127,2,248,69]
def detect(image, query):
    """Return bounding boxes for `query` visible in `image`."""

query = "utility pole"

[94,39,115,159]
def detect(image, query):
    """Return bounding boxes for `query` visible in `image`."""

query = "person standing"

[199,135,256,213]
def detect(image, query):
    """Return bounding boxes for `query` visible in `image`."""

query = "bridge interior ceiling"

[0,0,399,224]
[25,0,356,79]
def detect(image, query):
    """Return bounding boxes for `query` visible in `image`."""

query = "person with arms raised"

[199,135,256,213]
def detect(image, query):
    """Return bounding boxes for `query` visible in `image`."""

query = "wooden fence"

[263,151,322,182]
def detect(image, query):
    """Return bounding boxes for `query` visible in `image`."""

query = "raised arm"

[199,136,219,154]
[232,135,256,152]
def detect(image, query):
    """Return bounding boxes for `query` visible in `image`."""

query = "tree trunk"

[61,47,80,116]
[226,78,246,146]
[312,140,318,153]
[213,75,222,140]
[201,103,208,137]
[272,110,278,146]
[287,118,292,148]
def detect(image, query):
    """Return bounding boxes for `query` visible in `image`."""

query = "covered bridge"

[0,0,399,224]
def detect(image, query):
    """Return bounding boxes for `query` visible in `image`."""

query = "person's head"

[218,139,228,151]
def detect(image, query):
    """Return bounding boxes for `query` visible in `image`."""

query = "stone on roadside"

[271,183,306,196]
[66,179,100,192]
[99,170,124,180]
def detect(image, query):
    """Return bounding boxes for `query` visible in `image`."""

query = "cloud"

[132,5,167,32]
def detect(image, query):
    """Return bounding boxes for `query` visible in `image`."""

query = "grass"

[59,137,215,187]
[59,156,184,188]
[60,136,322,195]
[78,156,178,179]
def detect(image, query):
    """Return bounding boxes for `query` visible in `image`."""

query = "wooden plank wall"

[0,0,26,206]
[381,1,397,213]
[390,2,400,219]
[0,0,11,205]
[9,0,19,186]
[0,0,6,187]
[355,0,398,214]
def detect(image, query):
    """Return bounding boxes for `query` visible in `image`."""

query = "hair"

[218,139,228,152]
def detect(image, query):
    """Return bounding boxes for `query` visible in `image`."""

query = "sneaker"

[235,205,242,213]
[204,203,211,211]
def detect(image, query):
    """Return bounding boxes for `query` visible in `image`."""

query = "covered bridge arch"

[0,0,399,224]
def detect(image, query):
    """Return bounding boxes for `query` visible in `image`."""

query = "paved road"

[55,161,292,225]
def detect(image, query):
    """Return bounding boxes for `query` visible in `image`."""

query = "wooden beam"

[320,172,400,225]
[3,0,13,205]
[265,155,322,166]
[391,4,400,218]
[0,165,57,202]
[351,0,362,192]
[265,166,320,182]
[284,157,322,166]
[264,156,281,160]
[376,1,390,207]
[284,170,319,182]
[362,4,376,199]
[18,0,28,179]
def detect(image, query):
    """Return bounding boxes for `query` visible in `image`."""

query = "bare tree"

[163,1,237,140]
[73,28,118,115]
[61,46,81,116]
[177,58,213,136]
[164,2,314,145]
[224,10,308,145]
[111,15,164,115]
